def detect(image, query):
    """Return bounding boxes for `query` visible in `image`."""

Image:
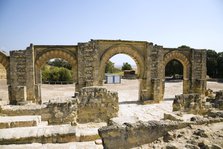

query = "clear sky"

[0,0,222,65]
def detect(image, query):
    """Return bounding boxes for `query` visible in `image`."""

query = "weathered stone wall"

[77,87,119,123]
[3,39,206,104]
[0,64,6,79]
[98,120,189,149]
[173,94,209,114]
[0,98,78,125]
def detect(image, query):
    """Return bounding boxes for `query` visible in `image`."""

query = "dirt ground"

[1,79,223,123]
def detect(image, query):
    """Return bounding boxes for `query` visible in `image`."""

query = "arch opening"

[0,63,9,104]
[35,50,77,103]
[102,53,140,104]
[163,51,190,100]
[164,59,183,99]
[39,58,76,103]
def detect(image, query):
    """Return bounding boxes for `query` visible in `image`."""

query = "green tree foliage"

[105,61,115,73]
[41,65,73,83]
[217,52,223,78]
[178,45,191,48]
[206,50,218,78]
[48,58,72,70]
[165,60,183,77]
[122,62,132,71]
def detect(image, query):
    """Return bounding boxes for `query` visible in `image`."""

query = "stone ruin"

[0,39,213,148]
[0,39,206,105]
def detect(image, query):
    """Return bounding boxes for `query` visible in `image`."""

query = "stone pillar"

[9,45,37,105]
[141,43,163,103]
[191,50,207,94]
[25,44,36,102]
[9,50,27,104]
[76,41,99,91]
[150,45,164,102]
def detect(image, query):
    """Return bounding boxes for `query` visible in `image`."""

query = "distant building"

[123,70,136,79]
[105,74,121,84]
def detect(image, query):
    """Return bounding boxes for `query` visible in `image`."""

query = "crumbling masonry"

[0,39,206,105]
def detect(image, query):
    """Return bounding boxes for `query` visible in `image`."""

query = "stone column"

[76,41,99,91]
[9,50,27,105]
[25,44,36,103]
[191,49,207,94]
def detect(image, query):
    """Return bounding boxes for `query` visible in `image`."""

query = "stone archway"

[35,49,77,83]
[0,51,9,70]
[163,51,191,95]
[0,51,10,103]
[99,44,145,84]
[35,49,78,103]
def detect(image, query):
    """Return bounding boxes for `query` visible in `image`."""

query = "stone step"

[0,123,106,144]
[76,122,107,142]
[0,141,103,149]
[0,124,77,144]
[0,115,41,129]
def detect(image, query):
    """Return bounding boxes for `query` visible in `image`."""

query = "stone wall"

[0,98,78,125]
[0,64,6,79]
[77,87,119,123]
[98,120,189,149]
[3,39,207,105]
[173,94,209,114]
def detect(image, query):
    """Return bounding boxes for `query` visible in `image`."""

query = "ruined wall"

[173,93,210,115]
[0,98,78,125]
[77,87,119,123]
[9,45,36,105]
[4,39,207,105]
[0,64,6,79]
[99,120,189,149]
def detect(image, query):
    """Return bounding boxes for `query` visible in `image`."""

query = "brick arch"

[35,49,77,69]
[99,44,144,83]
[163,51,190,79]
[35,49,78,83]
[0,51,9,69]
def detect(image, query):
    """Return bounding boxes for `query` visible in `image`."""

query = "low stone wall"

[77,87,119,123]
[42,99,78,125]
[214,90,223,110]
[0,98,78,125]
[173,93,209,114]
[98,120,189,149]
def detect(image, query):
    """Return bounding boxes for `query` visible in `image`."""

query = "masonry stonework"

[0,39,206,105]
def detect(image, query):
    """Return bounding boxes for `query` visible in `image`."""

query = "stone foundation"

[77,87,119,123]
[173,94,209,114]
[0,98,78,125]
[98,120,189,149]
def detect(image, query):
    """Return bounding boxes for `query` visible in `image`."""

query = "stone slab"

[0,124,77,144]
[0,142,102,149]
[0,115,41,129]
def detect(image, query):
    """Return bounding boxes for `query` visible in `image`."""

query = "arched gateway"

[6,40,206,104]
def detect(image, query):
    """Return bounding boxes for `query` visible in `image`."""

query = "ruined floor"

[1,79,223,148]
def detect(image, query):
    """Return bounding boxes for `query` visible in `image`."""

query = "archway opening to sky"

[40,58,75,103]
[164,59,183,99]
[103,54,139,104]
[0,63,8,104]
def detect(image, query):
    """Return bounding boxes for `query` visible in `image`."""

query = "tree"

[178,45,190,49]
[165,60,183,77]
[217,52,223,78]
[48,58,72,70]
[206,50,218,78]
[122,62,132,71]
[105,61,115,73]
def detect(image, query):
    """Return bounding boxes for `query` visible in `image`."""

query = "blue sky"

[0,0,222,66]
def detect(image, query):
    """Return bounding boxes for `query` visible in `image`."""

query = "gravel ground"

[1,79,223,123]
